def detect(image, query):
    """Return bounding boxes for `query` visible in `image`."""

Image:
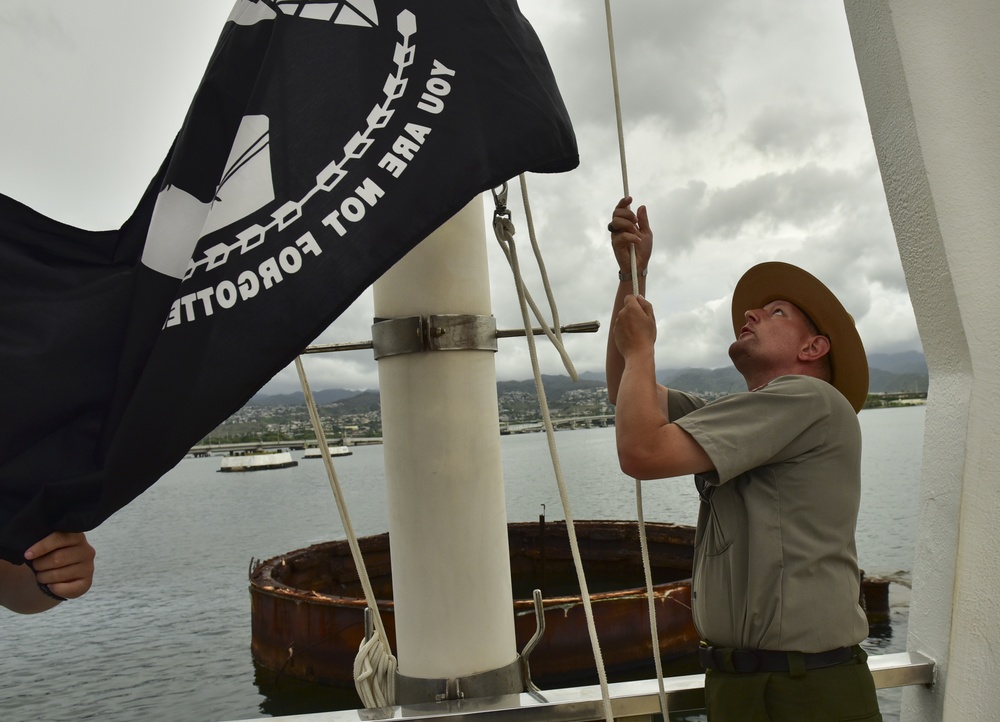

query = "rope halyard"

[492,186,614,722]
[605,0,670,718]
[492,182,579,381]
[517,174,571,372]
[636,479,669,717]
[294,356,397,708]
[604,0,630,200]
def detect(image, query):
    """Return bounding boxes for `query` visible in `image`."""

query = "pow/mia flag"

[0,0,577,561]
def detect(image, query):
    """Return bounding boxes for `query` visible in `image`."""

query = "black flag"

[0,0,577,562]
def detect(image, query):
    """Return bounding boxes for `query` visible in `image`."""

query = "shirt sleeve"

[665,387,707,422]
[673,376,834,484]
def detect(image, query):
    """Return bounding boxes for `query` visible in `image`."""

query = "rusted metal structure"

[249,519,888,689]
[250,520,699,688]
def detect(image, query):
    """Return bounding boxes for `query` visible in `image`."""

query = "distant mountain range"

[653,350,927,396]
[250,387,363,407]
[249,351,927,406]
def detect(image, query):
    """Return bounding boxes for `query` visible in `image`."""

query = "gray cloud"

[695,165,860,237]
[534,1,735,132]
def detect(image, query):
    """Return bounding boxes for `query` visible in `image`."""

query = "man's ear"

[799,334,831,362]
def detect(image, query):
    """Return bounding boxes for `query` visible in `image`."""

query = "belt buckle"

[699,643,731,672]
[697,643,716,670]
[699,644,761,673]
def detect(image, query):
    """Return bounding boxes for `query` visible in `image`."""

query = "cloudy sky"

[0,0,921,395]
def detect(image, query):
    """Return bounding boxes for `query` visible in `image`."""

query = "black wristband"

[618,268,648,282]
[25,560,68,602]
[36,581,67,602]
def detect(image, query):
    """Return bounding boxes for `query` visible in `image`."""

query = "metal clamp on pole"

[371,316,424,360]
[395,655,525,704]
[302,320,599,357]
[371,315,499,360]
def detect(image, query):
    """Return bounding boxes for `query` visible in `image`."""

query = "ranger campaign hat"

[731,262,869,413]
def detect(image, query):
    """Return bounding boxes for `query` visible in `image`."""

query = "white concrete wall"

[843,1,1000,720]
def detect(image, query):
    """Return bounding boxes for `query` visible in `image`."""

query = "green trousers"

[703,648,882,722]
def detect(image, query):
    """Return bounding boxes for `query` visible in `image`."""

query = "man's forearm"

[605,278,646,404]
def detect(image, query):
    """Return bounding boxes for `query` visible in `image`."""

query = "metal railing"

[226,651,933,722]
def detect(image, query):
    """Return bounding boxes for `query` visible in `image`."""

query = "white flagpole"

[373,196,518,696]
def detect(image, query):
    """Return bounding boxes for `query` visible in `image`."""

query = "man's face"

[728,299,818,369]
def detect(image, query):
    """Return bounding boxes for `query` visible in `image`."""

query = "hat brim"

[731,262,869,413]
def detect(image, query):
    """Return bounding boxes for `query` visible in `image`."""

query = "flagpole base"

[395,656,524,704]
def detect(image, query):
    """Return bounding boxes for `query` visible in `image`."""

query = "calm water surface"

[0,406,924,721]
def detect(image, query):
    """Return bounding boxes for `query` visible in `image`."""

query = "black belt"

[698,644,856,674]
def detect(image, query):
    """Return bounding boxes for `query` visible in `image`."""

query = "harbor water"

[0,405,923,722]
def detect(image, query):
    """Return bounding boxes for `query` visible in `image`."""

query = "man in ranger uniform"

[606,196,881,721]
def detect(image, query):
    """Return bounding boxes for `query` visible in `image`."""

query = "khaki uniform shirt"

[670,375,870,653]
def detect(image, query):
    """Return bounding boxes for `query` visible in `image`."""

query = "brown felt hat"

[731,262,869,413]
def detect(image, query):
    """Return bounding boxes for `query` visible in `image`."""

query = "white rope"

[493,200,614,722]
[294,356,397,708]
[354,633,397,708]
[636,479,669,716]
[605,0,670,718]
[492,181,579,382]
[604,0,629,200]
[517,174,572,373]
